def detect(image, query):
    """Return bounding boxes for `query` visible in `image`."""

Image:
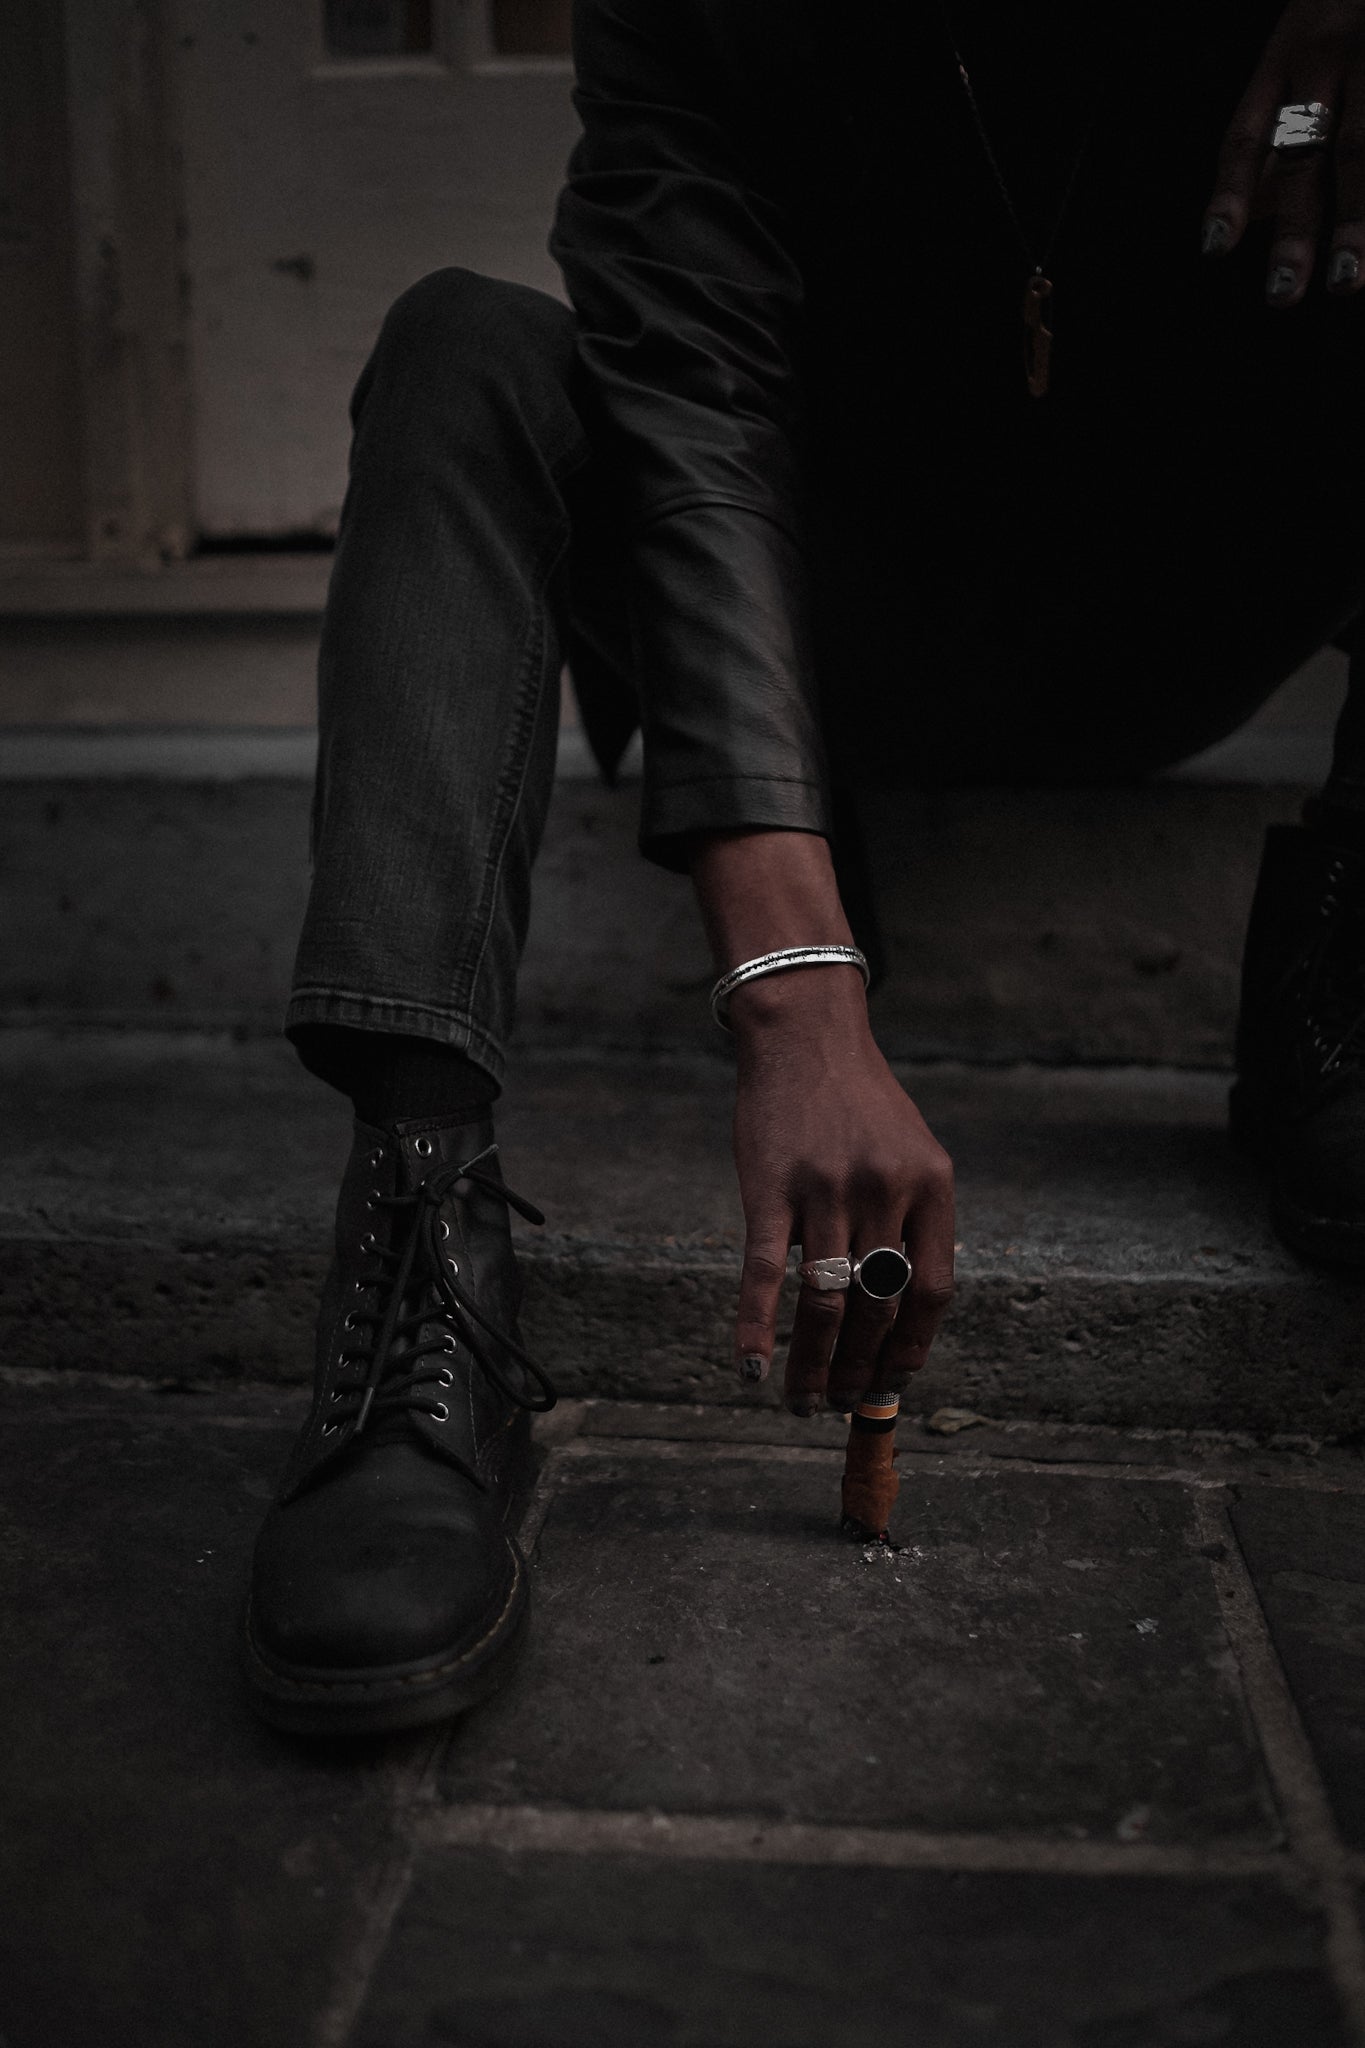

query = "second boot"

[1231,814,1365,1269]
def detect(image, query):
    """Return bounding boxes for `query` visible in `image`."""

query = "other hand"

[1203,0,1365,302]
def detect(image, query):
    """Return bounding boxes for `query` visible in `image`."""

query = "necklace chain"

[937,11,1115,395]
[944,33,1101,278]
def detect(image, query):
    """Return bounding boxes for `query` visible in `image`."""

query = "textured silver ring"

[1271,100,1333,153]
[852,1246,913,1302]
[797,1255,853,1293]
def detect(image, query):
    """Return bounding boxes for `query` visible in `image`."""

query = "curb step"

[0,770,1318,1064]
[2,1030,1360,1435]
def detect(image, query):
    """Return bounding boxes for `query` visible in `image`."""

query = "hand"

[1202,0,1365,303]
[729,968,956,1415]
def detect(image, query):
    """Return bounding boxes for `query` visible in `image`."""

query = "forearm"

[688,827,870,1035]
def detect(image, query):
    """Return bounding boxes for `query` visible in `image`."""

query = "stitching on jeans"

[286,990,503,1064]
[463,528,569,1019]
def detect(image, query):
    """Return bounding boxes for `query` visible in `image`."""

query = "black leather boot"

[1231,816,1365,1270]
[244,1112,555,1734]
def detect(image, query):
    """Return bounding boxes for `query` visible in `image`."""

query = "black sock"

[290,1024,498,1128]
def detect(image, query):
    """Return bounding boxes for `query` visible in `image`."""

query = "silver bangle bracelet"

[709,944,870,1031]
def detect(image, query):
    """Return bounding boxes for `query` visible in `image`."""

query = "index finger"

[1202,47,1289,252]
[734,1211,793,1385]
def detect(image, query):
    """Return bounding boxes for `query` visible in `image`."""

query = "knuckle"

[793,1157,841,1199]
[1221,127,1264,167]
[915,1147,955,1199]
[741,1246,788,1287]
[848,1159,900,1208]
[917,1279,957,1314]
[803,1292,846,1328]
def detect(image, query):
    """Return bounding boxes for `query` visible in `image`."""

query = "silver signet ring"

[797,1255,853,1293]
[1271,100,1332,152]
[852,1246,913,1301]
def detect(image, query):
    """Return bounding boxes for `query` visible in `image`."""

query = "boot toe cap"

[248,1444,515,1674]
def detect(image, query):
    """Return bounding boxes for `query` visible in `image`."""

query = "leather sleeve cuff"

[640,772,833,872]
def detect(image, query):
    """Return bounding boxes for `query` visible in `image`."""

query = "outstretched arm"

[691,828,956,1413]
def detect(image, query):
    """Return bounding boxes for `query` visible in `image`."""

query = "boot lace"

[325,1144,557,1445]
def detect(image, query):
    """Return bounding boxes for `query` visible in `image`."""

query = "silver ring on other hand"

[852,1246,913,1302]
[797,1255,853,1293]
[1271,101,1333,153]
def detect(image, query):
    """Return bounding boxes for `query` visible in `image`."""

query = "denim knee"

[356,266,579,430]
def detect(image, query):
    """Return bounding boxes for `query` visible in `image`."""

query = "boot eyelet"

[441,1333,457,1352]
[343,1311,357,1331]
[430,1402,449,1423]
[438,1367,454,1387]
[367,1188,383,1209]
[360,1232,377,1252]
[354,1279,366,1293]
[321,1422,338,1437]
[447,1257,459,1275]
[368,1149,384,1171]
[330,1389,344,1403]
[439,1219,450,1239]
[415,1136,434,1158]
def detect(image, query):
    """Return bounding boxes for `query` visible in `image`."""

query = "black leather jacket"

[550,0,1277,865]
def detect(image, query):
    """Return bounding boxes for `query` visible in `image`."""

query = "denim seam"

[463,529,569,1023]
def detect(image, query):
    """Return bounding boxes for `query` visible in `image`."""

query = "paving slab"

[3,1030,1362,1433]
[440,1446,1275,1843]
[1230,1487,1365,1851]
[355,1849,1342,2048]
[0,1387,427,2048]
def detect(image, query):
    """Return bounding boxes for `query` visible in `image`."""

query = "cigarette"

[839,1391,901,1542]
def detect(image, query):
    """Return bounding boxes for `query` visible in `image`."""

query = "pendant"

[1022,272,1053,398]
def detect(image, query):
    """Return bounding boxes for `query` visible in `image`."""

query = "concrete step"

[0,644,1348,1061]
[3,1029,1360,1434]
[0,746,1325,1064]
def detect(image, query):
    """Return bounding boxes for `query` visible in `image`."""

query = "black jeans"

[287,264,1365,1090]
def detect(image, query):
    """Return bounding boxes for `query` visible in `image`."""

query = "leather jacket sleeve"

[550,0,833,869]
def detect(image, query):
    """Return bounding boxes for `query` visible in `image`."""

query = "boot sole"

[241,1542,529,1737]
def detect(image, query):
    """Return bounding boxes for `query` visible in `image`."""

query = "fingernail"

[740,1354,768,1384]
[787,1396,821,1418]
[1201,215,1232,256]
[1330,248,1360,289]
[1267,264,1298,300]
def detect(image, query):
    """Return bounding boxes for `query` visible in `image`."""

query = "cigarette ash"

[839,1515,904,1560]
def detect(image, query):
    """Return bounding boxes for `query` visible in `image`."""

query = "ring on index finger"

[852,1246,913,1302]
[797,1255,853,1293]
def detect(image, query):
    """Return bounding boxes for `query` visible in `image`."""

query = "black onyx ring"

[852,1246,913,1302]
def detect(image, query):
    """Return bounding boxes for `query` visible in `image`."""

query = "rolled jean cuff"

[284,989,506,1092]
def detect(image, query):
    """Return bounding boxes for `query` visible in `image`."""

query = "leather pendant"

[1023,272,1053,398]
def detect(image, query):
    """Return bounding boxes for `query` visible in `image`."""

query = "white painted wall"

[170,0,579,536]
